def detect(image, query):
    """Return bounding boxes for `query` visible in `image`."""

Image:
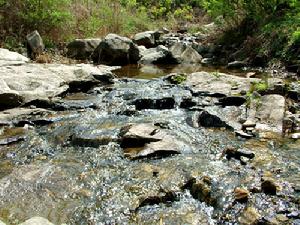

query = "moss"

[169,74,187,84]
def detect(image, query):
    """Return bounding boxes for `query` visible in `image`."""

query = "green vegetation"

[169,74,187,84]
[1,0,299,66]
[0,0,204,48]
[211,71,221,79]
[202,0,300,64]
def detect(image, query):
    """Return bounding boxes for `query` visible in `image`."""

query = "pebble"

[234,187,250,202]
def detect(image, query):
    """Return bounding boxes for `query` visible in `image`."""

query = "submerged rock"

[92,33,140,65]
[133,97,176,110]
[261,177,277,195]
[238,207,261,225]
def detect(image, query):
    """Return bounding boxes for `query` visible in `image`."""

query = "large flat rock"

[186,71,259,96]
[0,48,29,66]
[0,62,116,110]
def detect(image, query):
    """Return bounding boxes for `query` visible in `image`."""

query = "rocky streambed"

[0,48,300,225]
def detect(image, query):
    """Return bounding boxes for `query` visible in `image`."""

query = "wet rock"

[92,71,116,84]
[227,61,247,69]
[234,187,250,203]
[0,164,79,223]
[67,38,101,60]
[0,48,29,66]
[187,176,217,206]
[180,98,197,109]
[92,33,140,65]
[223,147,255,165]
[0,127,27,145]
[19,217,54,225]
[218,96,246,107]
[137,191,178,210]
[71,129,118,147]
[133,31,156,48]
[288,82,300,101]
[26,30,44,59]
[198,110,230,128]
[196,105,245,131]
[238,207,261,225]
[120,123,182,159]
[261,177,277,195]
[139,45,178,64]
[133,97,176,110]
[169,42,202,64]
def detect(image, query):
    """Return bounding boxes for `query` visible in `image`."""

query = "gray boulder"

[139,45,178,64]
[26,30,44,58]
[170,42,202,64]
[67,38,101,60]
[133,31,156,48]
[92,33,140,65]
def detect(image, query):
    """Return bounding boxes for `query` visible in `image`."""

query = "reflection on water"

[113,64,264,79]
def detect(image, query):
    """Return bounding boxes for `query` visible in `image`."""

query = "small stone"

[234,187,250,202]
[238,207,261,225]
[19,217,54,225]
[261,177,277,195]
[291,133,300,139]
[243,120,256,128]
[276,214,289,222]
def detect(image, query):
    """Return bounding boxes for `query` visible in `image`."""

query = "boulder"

[67,38,102,60]
[139,45,178,64]
[92,33,140,65]
[19,217,54,225]
[26,30,44,58]
[133,31,156,48]
[0,48,29,66]
[170,42,202,64]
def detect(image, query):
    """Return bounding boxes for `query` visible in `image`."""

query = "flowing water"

[0,66,299,225]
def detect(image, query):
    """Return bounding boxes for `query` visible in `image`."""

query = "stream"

[0,64,299,225]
